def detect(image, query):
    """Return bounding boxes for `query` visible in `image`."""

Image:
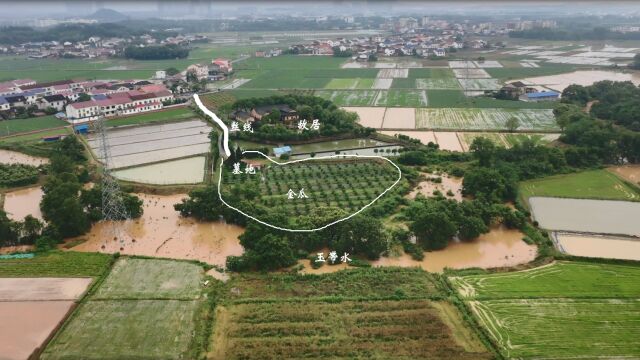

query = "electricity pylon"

[92,117,130,247]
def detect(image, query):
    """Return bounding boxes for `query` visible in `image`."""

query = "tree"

[458,216,488,240]
[165,67,180,76]
[469,137,496,167]
[561,84,590,106]
[229,233,296,271]
[505,117,520,133]
[462,167,517,202]
[331,215,387,260]
[410,211,456,250]
[77,93,91,102]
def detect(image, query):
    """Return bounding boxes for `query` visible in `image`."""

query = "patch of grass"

[0,251,112,277]
[519,169,640,202]
[42,300,200,360]
[105,107,197,127]
[0,116,67,136]
[93,258,203,300]
[426,90,469,107]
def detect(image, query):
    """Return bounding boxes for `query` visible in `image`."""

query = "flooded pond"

[68,193,244,268]
[0,301,75,360]
[555,232,640,261]
[0,149,48,166]
[112,156,206,185]
[529,196,640,236]
[298,226,536,274]
[2,186,43,221]
[408,172,463,201]
[517,70,640,92]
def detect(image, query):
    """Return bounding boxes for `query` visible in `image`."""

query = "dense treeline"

[124,44,189,60]
[509,27,640,41]
[0,23,151,45]
[228,95,372,142]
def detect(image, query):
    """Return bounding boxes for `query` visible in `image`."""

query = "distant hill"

[89,9,129,23]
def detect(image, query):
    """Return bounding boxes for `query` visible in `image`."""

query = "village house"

[246,104,300,128]
[38,94,67,111]
[186,64,209,81]
[0,97,9,111]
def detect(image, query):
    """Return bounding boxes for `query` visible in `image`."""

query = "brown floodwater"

[2,186,44,221]
[0,149,48,166]
[0,300,75,360]
[556,233,640,261]
[408,172,463,201]
[0,277,92,301]
[608,165,640,186]
[69,194,244,268]
[297,227,536,274]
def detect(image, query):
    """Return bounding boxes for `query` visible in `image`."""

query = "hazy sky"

[1,1,640,19]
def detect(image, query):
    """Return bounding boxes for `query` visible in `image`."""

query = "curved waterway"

[69,193,244,268]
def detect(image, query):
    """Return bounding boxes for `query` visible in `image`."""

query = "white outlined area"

[194,94,403,232]
[218,151,402,232]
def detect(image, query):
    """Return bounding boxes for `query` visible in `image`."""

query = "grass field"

[43,258,204,359]
[105,107,197,127]
[451,261,640,359]
[212,267,490,359]
[221,159,402,221]
[0,251,112,277]
[0,116,67,136]
[93,258,203,300]
[519,169,640,203]
[416,108,557,131]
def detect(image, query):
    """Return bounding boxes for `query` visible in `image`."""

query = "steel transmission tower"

[92,117,130,247]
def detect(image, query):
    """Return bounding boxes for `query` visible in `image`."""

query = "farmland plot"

[452,261,640,359]
[372,78,393,89]
[473,61,502,68]
[452,68,491,79]
[324,78,374,89]
[380,130,437,145]
[375,90,428,107]
[434,132,463,152]
[555,233,640,261]
[342,106,385,128]
[382,107,416,129]
[416,77,460,89]
[415,108,557,131]
[315,90,378,106]
[112,156,205,184]
[373,62,397,68]
[457,78,502,90]
[449,61,477,68]
[377,68,409,78]
[458,132,559,151]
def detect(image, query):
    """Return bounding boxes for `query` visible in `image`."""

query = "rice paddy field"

[86,119,212,170]
[451,261,640,359]
[554,233,640,261]
[112,156,206,185]
[415,108,557,131]
[316,89,428,107]
[519,169,640,203]
[457,78,502,91]
[42,258,204,360]
[211,268,491,360]
[324,78,375,89]
[220,159,404,224]
[105,107,197,128]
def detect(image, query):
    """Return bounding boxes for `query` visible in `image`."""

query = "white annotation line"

[193,94,231,157]
[217,151,403,232]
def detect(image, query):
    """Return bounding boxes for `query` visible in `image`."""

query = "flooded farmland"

[298,226,536,274]
[2,186,43,221]
[555,232,640,261]
[0,149,48,166]
[343,106,385,128]
[382,107,416,129]
[408,172,463,201]
[69,193,244,268]
[608,165,640,186]
[434,132,464,152]
[529,197,640,236]
[517,70,640,92]
[112,156,206,185]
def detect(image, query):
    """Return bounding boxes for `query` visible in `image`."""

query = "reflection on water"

[2,187,44,221]
[69,193,244,268]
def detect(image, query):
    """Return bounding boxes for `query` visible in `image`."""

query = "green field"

[43,258,204,359]
[415,108,557,131]
[376,89,428,107]
[105,107,197,127]
[0,251,112,277]
[221,159,402,221]
[452,261,640,359]
[458,132,559,151]
[426,89,557,108]
[519,169,640,203]
[325,78,374,89]
[93,258,203,300]
[212,268,490,359]
[486,64,582,80]
[0,116,67,137]
[314,89,379,106]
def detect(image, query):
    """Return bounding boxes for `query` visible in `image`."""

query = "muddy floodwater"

[0,278,92,301]
[2,186,44,221]
[555,233,640,261]
[529,196,640,236]
[0,301,75,360]
[298,227,536,274]
[69,194,244,268]
[0,149,48,166]
[408,173,463,201]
